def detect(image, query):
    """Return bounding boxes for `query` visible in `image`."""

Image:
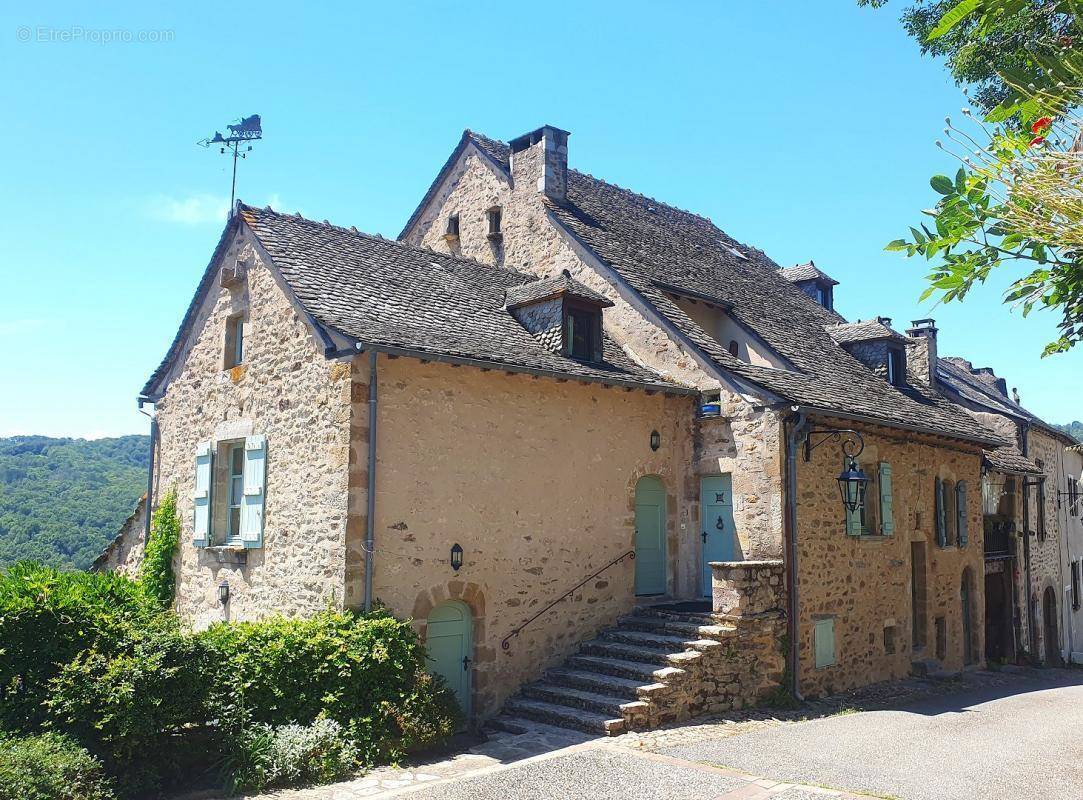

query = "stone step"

[483,714,597,740]
[522,683,629,716]
[618,613,734,639]
[544,668,646,698]
[634,605,717,624]
[580,639,675,665]
[601,628,698,650]
[566,653,679,682]
[503,697,624,735]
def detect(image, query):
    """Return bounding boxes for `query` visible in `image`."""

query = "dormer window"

[811,282,834,311]
[565,304,601,361]
[887,346,906,386]
[486,207,502,239]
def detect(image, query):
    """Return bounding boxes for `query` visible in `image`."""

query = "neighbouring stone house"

[937,354,1081,665]
[1063,442,1083,663]
[103,124,1010,733]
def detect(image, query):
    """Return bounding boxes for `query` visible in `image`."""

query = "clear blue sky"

[1,1,1078,438]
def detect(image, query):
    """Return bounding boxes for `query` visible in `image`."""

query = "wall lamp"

[450,543,464,571]
[217,580,230,606]
[650,430,661,451]
[804,428,869,514]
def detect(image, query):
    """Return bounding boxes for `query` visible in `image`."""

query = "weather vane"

[198,114,263,216]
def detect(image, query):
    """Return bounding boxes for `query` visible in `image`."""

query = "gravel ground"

[660,668,1083,800]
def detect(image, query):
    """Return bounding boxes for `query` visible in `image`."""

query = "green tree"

[865,0,1083,354]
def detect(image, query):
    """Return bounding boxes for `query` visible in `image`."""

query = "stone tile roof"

[984,444,1042,475]
[779,261,838,286]
[826,319,908,345]
[505,271,614,310]
[143,205,692,399]
[406,131,999,444]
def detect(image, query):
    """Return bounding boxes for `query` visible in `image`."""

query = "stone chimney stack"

[509,125,570,205]
[905,318,939,390]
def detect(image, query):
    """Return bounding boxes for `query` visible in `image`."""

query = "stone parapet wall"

[711,560,785,618]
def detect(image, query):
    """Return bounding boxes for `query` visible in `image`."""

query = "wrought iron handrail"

[500,550,635,652]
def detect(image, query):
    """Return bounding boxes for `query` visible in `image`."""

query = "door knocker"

[715,516,725,530]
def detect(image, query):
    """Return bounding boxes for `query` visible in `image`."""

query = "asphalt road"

[662,669,1083,800]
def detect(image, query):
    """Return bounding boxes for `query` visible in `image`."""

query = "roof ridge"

[240,201,529,279]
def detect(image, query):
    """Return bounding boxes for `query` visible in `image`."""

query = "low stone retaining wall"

[621,560,787,729]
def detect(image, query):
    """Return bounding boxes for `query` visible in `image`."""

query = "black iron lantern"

[650,430,661,451]
[217,580,230,606]
[837,455,870,514]
[450,543,464,571]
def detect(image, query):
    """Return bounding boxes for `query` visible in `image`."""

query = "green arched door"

[635,476,667,596]
[426,601,472,720]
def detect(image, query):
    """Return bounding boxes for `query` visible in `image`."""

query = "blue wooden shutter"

[193,441,212,548]
[879,462,894,536]
[239,435,267,548]
[935,477,946,548]
[956,481,968,547]
[845,458,862,536]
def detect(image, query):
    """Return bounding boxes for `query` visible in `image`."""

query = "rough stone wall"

[845,340,892,381]
[1027,426,1066,661]
[403,136,786,575]
[795,418,985,697]
[351,356,696,719]
[138,228,353,628]
[91,497,147,576]
[1063,448,1083,663]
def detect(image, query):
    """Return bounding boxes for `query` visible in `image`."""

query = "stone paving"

[201,667,1055,800]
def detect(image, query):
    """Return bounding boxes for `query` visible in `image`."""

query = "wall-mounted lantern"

[804,428,869,514]
[217,580,230,606]
[450,543,464,571]
[650,430,661,451]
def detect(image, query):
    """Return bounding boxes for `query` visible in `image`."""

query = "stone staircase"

[486,604,742,737]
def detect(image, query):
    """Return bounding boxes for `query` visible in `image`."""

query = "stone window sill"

[857,534,893,543]
[486,232,503,242]
[202,545,248,565]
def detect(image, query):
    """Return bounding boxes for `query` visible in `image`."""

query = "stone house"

[1062,442,1083,663]
[106,124,1008,733]
[937,355,1080,665]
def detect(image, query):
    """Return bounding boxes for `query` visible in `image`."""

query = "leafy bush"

[139,490,179,608]
[221,719,360,793]
[0,562,158,731]
[45,615,213,797]
[0,732,116,800]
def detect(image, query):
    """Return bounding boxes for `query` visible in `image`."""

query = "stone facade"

[794,417,985,697]
[91,497,147,576]
[1061,446,1083,664]
[148,228,353,628]
[351,355,696,718]
[1026,425,1067,663]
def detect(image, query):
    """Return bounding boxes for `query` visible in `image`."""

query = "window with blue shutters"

[878,462,894,536]
[239,435,267,548]
[193,442,213,548]
[955,481,968,547]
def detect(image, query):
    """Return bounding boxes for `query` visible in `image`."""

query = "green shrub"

[139,490,179,609]
[199,608,458,762]
[0,732,116,800]
[0,562,158,731]
[45,614,213,797]
[221,718,360,794]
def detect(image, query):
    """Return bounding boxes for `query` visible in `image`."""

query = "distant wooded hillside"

[1054,422,1083,444]
[0,435,149,570]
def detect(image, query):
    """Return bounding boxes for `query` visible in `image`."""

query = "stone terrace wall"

[796,418,985,697]
[355,356,696,719]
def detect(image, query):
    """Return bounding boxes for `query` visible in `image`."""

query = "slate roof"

[984,445,1042,475]
[420,132,998,445]
[779,261,838,286]
[504,271,614,310]
[143,205,692,399]
[826,319,908,345]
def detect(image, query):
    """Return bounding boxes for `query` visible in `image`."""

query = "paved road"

[661,669,1083,800]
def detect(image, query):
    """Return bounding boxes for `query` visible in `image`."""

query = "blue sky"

[1,1,1078,438]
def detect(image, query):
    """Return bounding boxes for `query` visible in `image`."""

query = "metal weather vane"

[198,114,263,216]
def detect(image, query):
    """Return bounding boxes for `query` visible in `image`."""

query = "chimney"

[509,125,569,204]
[905,318,939,390]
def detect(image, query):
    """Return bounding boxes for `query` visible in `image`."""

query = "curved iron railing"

[500,550,635,652]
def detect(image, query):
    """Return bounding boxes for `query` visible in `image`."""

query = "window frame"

[224,313,246,369]
[563,298,603,363]
[445,213,460,237]
[225,442,245,544]
[486,206,502,238]
[886,346,906,387]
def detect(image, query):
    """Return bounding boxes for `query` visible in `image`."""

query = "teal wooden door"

[701,475,736,597]
[634,476,667,596]
[426,602,472,720]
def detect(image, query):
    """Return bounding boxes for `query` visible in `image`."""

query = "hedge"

[0,732,116,800]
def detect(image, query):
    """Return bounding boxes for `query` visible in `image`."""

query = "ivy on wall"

[139,490,179,609]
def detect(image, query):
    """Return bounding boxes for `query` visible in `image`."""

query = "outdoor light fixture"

[450,543,464,571]
[804,428,869,514]
[217,580,230,606]
[650,430,661,451]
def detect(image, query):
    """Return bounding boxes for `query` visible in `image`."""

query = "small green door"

[635,476,667,595]
[701,475,736,597]
[426,602,472,720]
